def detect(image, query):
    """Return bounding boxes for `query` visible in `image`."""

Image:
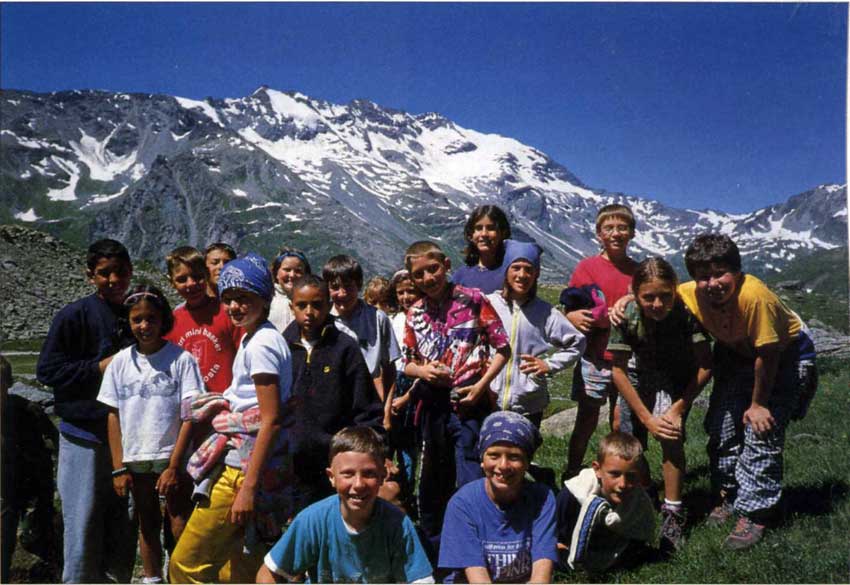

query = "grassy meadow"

[3,282,848,583]
[534,356,850,583]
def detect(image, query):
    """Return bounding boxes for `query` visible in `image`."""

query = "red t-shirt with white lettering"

[165,298,243,393]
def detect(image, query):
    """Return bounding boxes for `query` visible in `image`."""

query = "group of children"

[33,202,816,583]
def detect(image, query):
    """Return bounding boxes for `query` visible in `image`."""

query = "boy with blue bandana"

[439,411,557,583]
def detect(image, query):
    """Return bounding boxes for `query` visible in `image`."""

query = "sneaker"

[659,504,686,553]
[723,516,765,550]
[707,499,734,526]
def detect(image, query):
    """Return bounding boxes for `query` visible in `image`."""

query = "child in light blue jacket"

[487,240,586,428]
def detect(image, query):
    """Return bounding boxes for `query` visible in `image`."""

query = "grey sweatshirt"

[487,293,586,416]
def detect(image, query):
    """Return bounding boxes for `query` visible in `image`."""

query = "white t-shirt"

[269,286,295,334]
[98,341,203,463]
[391,311,407,348]
[223,321,293,412]
[333,300,400,378]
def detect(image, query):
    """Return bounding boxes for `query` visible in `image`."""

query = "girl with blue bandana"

[170,253,296,583]
[487,240,586,428]
[438,410,557,583]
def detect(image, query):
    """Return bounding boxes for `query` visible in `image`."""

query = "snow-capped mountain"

[1,87,846,279]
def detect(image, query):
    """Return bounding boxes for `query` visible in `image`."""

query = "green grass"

[0,338,44,352]
[534,355,850,583]
[3,352,39,377]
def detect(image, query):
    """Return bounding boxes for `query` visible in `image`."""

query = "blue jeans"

[57,432,137,583]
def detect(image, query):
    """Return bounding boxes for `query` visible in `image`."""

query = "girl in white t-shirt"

[98,285,203,584]
[169,253,294,584]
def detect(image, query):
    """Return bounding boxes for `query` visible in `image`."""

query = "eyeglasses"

[600,225,631,235]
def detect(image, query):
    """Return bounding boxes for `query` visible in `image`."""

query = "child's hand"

[156,467,179,496]
[645,415,682,441]
[566,309,594,333]
[230,483,256,525]
[113,472,133,498]
[391,393,411,415]
[661,407,684,431]
[743,404,775,435]
[420,361,452,386]
[456,382,486,406]
[384,457,400,477]
[608,294,633,327]
[519,355,550,377]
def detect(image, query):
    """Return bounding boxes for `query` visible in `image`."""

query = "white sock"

[664,499,683,510]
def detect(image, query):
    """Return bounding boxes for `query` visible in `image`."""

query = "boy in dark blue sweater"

[283,275,385,511]
[36,239,138,583]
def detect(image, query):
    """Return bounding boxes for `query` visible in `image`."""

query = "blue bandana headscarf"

[477,410,542,459]
[501,239,542,274]
[218,253,273,302]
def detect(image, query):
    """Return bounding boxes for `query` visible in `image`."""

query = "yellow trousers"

[169,466,265,583]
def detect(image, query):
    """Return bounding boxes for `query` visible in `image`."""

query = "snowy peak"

[1,87,846,278]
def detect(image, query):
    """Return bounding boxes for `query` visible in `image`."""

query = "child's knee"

[661,440,686,467]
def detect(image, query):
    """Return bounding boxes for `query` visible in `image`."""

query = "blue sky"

[1,2,846,212]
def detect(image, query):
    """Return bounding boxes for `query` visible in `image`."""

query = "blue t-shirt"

[264,494,433,583]
[452,265,504,295]
[439,479,557,583]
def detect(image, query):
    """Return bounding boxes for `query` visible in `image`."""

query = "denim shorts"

[570,358,612,405]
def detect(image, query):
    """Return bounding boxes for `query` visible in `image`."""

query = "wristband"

[112,467,129,477]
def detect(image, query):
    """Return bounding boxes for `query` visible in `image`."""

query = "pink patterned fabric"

[402,283,509,388]
[184,393,295,542]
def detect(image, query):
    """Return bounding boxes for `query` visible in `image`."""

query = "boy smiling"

[257,427,433,583]
[165,246,242,394]
[401,241,510,550]
[439,411,557,583]
[679,234,805,549]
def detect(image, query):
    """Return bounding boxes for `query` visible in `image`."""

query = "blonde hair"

[595,204,636,232]
[404,241,447,270]
[596,431,643,464]
[329,426,387,465]
[166,246,208,279]
[364,276,391,308]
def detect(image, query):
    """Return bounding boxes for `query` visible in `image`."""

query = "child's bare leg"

[165,475,194,545]
[132,474,164,579]
[661,440,686,503]
[659,439,687,551]
[566,399,600,476]
[610,398,621,432]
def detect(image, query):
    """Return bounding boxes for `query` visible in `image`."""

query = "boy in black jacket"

[35,239,138,583]
[283,275,384,510]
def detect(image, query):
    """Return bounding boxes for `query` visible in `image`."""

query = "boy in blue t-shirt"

[439,411,557,583]
[257,426,434,584]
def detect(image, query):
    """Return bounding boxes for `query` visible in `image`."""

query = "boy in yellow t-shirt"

[679,234,805,550]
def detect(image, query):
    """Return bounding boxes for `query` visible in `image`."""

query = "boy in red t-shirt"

[164,246,242,393]
[564,204,639,479]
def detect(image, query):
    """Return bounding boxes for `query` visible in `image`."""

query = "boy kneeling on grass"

[257,426,434,584]
[556,431,655,573]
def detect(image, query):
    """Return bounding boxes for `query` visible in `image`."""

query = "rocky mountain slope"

[1,87,847,279]
[0,224,175,341]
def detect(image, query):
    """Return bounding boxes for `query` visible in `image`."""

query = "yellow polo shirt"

[678,274,800,359]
